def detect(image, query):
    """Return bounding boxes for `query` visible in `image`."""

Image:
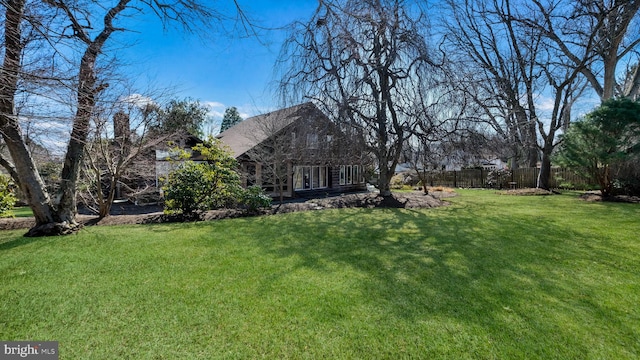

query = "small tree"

[220,107,243,132]
[556,98,640,196]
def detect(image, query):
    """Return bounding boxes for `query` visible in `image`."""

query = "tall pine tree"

[220,107,243,132]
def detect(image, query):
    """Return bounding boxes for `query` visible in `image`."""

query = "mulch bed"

[0,191,455,231]
[499,188,640,203]
[578,192,640,203]
[497,188,557,196]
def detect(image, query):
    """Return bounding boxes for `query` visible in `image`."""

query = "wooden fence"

[424,167,593,189]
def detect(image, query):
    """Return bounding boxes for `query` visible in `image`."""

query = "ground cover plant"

[1,190,638,359]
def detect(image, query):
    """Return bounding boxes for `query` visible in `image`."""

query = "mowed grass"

[2,206,33,218]
[1,190,639,359]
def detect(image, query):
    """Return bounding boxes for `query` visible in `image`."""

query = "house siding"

[218,102,367,200]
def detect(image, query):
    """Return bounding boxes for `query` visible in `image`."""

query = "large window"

[339,164,364,186]
[294,166,328,190]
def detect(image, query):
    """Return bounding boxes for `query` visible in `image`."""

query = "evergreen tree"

[220,107,243,132]
[556,98,640,196]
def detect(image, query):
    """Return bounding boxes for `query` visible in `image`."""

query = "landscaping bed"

[0,191,455,230]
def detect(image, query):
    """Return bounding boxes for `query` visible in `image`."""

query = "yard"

[1,190,639,359]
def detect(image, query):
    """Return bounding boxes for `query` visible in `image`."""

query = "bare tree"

[243,109,300,203]
[0,1,248,236]
[443,0,544,169]
[522,0,640,101]
[81,95,155,218]
[403,78,475,193]
[277,0,442,197]
[80,89,214,219]
[443,0,587,190]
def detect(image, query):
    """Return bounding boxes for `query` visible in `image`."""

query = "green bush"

[163,137,243,215]
[390,174,405,189]
[240,186,272,214]
[163,161,242,215]
[555,98,640,196]
[0,174,17,218]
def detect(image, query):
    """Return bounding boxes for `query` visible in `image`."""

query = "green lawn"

[7,206,33,218]
[1,190,639,359]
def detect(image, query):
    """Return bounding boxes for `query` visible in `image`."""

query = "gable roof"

[216,102,326,158]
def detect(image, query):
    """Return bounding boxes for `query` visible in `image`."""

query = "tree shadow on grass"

[0,235,42,251]
[241,204,637,357]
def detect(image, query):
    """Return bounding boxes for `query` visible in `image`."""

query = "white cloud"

[120,94,155,108]
[204,101,225,109]
[536,96,556,112]
[201,101,273,121]
[203,101,226,119]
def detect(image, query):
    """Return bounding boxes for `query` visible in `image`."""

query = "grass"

[1,190,639,359]
[6,206,33,218]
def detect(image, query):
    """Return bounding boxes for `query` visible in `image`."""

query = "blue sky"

[114,1,319,128]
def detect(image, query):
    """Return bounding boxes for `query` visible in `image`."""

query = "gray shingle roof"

[216,102,322,158]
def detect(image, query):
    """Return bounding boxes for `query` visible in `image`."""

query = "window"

[294,167,304,190]
[312,167,320,188]
[307,133,319,149]
[338,164,364,186]
[319,166,327,188]
[294,166,328,190]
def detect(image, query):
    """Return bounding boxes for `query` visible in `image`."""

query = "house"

[154,131,206,188]
[217,102,367,198]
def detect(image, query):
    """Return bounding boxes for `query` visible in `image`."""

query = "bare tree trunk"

[537,146,552,190]
[57,60,99,224]
[0,156,20,185]
[378,154,393,197]
[0,0,58,229]
[98,178,117,219]
[54,0,130,227]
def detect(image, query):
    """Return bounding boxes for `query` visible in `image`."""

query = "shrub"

[390,174,405,189]
[486,169,511,189]
[240,186,272,214]
[163,137,243,215]
[0,174,17,218]
[555,98,640,196]
[163,161,242,215]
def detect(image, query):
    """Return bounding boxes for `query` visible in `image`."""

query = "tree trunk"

[598,165,612,197]
[0,122,57,224]
[0,0,69,235]
[98,177,117,219]
[536,146,552,190]
[378,163,393,197]
[56,45,101,225]
[419,171,429,194]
